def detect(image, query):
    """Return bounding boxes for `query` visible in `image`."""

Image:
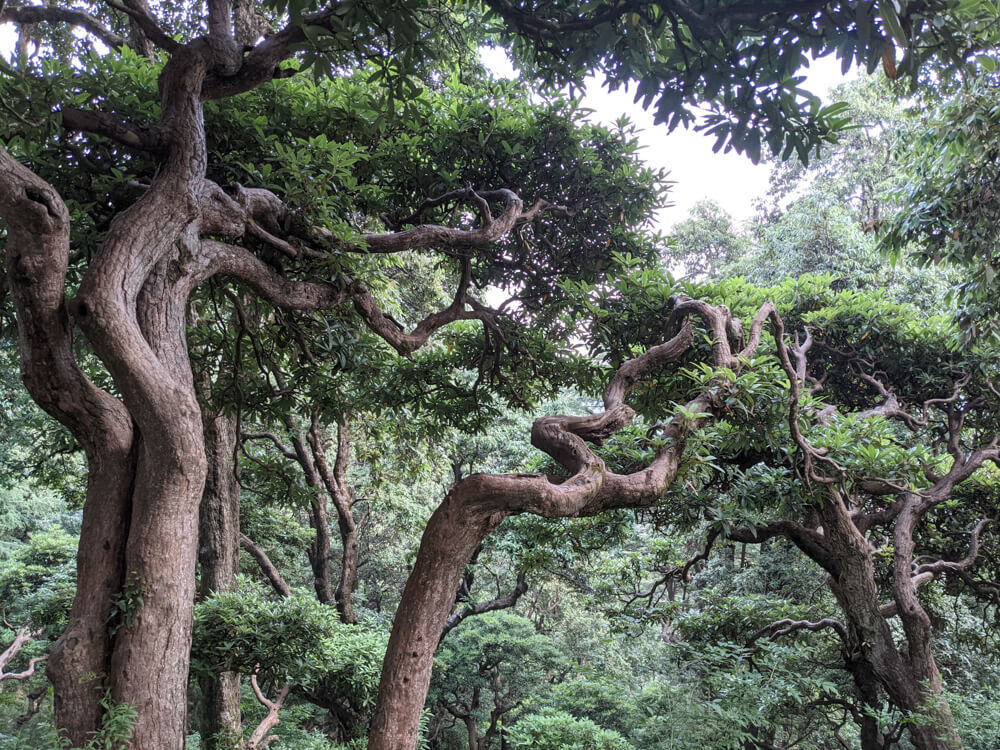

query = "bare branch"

[623,528,720,610]
[247,671,291,749]
[242,431,297,461]
[440,572,528,641]
[854,371,970,432]
[104,0,180,52]
[239,534,291,598]
[198,240,347,311]
[914,516,995,577]
[0,625,46,683]
[352,256,485,357]
[766,306,842,484]
[61,107,165,151]
[748,617,848,647]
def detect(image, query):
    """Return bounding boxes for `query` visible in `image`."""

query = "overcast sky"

[0,21,851,230]
[480,47,853,230]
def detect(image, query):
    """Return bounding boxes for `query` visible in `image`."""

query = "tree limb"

[440,572,528,641]
[748,617,848,647]
[246,671,290,749]
[242,431,297,461]
[239,534,291,598]
[104,0,180,52]
[0,5,125,47]
[0,625,47,683]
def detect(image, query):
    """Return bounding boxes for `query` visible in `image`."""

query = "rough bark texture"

[197,410,242,749]
[0,147,135,744]
[726,339,998,750]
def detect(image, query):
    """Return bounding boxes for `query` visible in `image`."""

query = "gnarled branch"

[440,572,528,641]
[0,4,125,47]
[0,625,47,683]
[246,671,291,749]
[748,616,848,648]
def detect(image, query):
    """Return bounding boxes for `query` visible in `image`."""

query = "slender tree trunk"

[465,715,479,750]
[286,420,335,605]
[821,492,960,750]
[309,419,358,624]
[198,409,242,748]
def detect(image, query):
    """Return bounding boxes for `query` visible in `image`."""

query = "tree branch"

[0,5,125,47]
[0,625,46,683]
[246,671,291,749]
[239,534,291,598]
[60,107,165,151]
[440,572,528,641]
[242,431,297,460]
[104,0,180,52]
[198,239,348,311]
[748,617,848,648]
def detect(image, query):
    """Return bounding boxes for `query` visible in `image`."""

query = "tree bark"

[819,491,960,750]
[0,147,135,745]
[197,409,242,749]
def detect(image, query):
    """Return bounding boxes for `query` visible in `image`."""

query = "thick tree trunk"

[198,410,242,748]
[65,41,231,749]
[0,148,136,745]
[368,492,505,750]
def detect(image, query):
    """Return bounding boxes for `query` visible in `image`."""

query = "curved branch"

[623,527,720,610]
[351,256,482,356]
[61,107,165,151]
[104,0,180,52]
[726,519,836,575]
[363,189,524,253]
[198,240,347,311]
[0,625,46,683]
[440,572,528,641]
[369,300,783,748]
[748,617,848,647]
[247,672,291,749]
[0,5,125,47]
[766,306,842,483]
[202,5,341,99]
[242,431,297,460]
[914,516,995,578]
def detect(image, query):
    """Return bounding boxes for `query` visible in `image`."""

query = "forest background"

[2,1,1000,750]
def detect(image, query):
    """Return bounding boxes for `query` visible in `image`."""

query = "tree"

[0,0,992,748]
[430,611,561,749]
[665,199,745,279]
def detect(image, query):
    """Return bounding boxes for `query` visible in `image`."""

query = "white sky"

[480,47,853,229]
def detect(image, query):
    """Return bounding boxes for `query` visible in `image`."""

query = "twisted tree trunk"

[368,300,780,750]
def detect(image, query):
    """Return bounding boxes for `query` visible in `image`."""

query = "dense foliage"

[2,0,1000,749]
